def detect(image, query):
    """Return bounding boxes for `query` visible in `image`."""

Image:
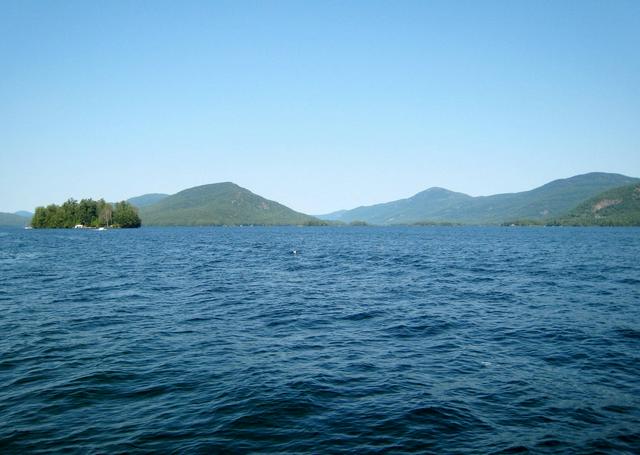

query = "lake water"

[1,226,639,453]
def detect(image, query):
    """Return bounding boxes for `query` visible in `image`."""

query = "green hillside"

[0,212,30,227]
[322,173,639,225]
[320,187,473,225]
[139,182,323,226]
[464,172,640,223]
[127,193,169,208]
[557,183,640,226]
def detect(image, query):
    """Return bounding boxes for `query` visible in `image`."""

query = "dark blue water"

[1,227,639,453]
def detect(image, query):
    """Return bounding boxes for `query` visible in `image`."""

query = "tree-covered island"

[31,199,141,228]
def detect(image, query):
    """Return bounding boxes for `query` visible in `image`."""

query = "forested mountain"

[319,187,473,224]
[321,173,639,225]
[557,183,640,226]
[7,173,639,228]
[139,182,323,226]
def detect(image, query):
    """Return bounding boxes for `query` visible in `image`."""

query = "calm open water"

[1,226,639,454]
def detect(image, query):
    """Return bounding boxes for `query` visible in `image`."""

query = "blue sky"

[1,0,639,213]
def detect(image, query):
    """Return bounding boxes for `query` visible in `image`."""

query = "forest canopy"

[31,199,141,228]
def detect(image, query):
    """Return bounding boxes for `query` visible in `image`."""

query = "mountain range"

[2,172,639,227]
[318,173,639,225]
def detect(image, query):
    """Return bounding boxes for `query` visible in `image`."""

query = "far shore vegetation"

[32,199,141,228]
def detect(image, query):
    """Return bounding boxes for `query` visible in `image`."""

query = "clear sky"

[1,0,639,214]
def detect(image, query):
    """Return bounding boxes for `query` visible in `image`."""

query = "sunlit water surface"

[1,226,639,453]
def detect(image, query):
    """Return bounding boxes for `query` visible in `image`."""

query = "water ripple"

[1,226,639,453]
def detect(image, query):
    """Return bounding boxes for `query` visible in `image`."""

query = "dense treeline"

[31,199,141,228]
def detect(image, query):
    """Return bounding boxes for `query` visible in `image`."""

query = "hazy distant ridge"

[0,212,30,227]
[127,193,170,208]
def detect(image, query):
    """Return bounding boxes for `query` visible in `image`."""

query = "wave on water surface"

[1,226,639,453]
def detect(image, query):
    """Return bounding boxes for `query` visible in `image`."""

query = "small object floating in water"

[97,227,106,231]
[24,226,33,230]
[291,249,298,255]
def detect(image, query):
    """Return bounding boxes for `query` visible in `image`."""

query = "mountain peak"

[421,186,451,193]
[319,172,640,224]
[138,182,320,226]
[412,187,471,199]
